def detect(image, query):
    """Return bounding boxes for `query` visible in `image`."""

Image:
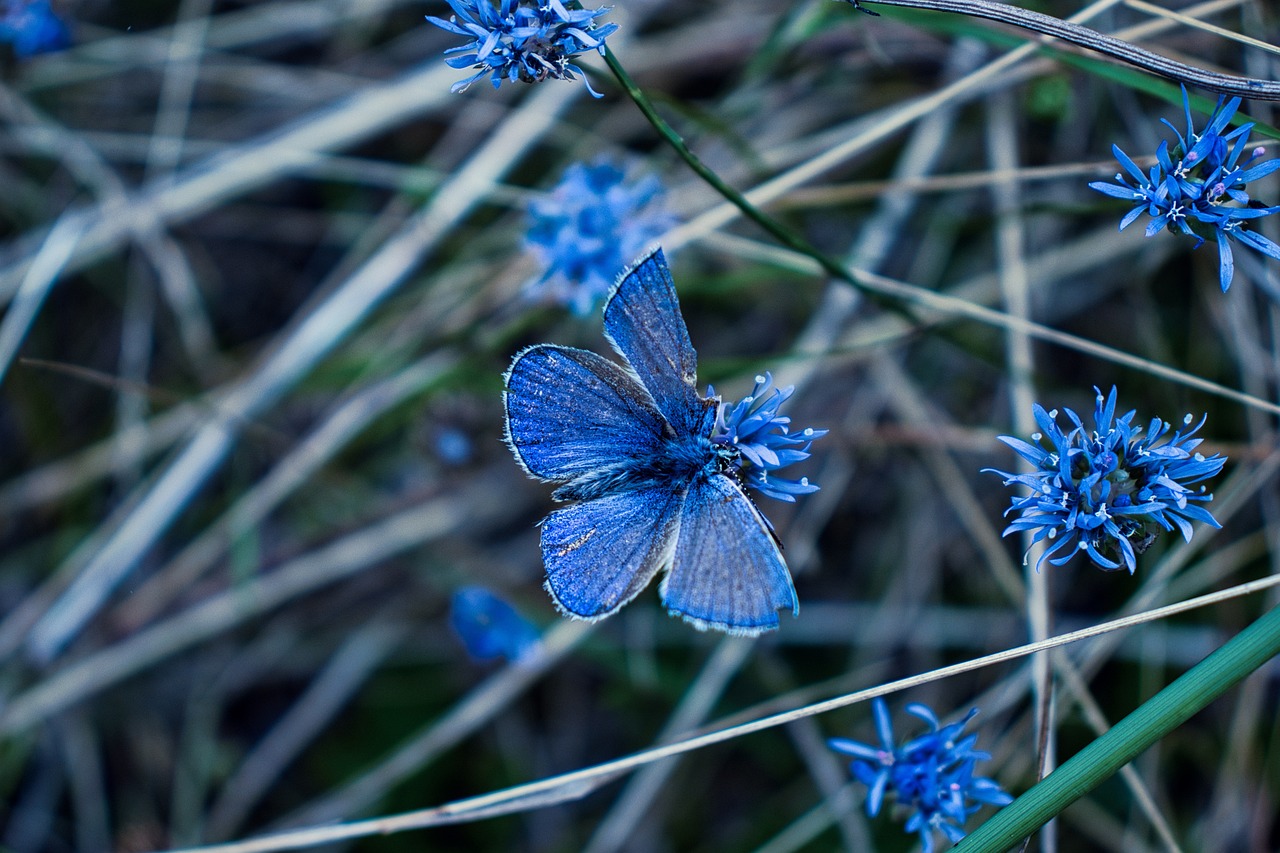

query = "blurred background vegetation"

[0,1,1277,851]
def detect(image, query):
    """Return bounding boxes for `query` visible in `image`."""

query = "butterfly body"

[552,404,721,502]
[504,249,800,636]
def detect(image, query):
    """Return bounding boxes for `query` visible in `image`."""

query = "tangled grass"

[0,1,1277,851]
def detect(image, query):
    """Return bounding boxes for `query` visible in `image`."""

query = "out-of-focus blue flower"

[525,160,673,315]
[1089,86,1280,292]
[0,0,69,57]
[985,386,1226,574]
[426,0,617,96]
[450,587,542,663]
[828,699,1012,853]
[711,372,827,503]
[433,426,474,466]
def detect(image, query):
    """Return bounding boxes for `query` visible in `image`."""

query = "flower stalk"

[956,601,1280,851]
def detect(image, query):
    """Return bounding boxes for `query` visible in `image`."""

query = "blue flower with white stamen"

[712,372,827,503]
[1089,86,1280,292]
[985,386,1225,574]
[426,0,617,96]
[829,699,1012,853]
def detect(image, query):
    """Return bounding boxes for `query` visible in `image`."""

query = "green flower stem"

[602,49,830,274]
[602,48,911,319]
[956,601,1280,851]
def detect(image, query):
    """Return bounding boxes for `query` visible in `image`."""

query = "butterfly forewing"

[505,344,669,483]
[603,249,705,437]
[541,487,684,620]
[660,474,798,636]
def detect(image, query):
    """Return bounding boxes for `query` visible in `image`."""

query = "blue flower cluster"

[0,0,69,57]
[525,160,673,315]
[986,386,1225,574]
[1089,87,1280,292]
[450,587,542,663]
[829,699,1012,853]
[712,372,827,503]
[426,0,618,96]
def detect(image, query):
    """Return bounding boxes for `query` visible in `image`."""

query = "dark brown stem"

[853,0,1280,100]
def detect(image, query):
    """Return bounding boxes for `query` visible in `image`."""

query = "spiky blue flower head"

[0,0,69,57]
[1089,86,1280,292]
[828,699,1012,853]
[985,386,1226,574]
[711,372,827,503]
[426,0,617,97]
[525,160,673,315]
[450,586,542,663]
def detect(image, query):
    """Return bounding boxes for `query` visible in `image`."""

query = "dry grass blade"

[158,576,1280,853]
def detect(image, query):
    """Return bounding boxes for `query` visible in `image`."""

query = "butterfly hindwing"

[505,344,669,483]
[660,473,798,636]
[541,486,684,620]
[603,248,705,437]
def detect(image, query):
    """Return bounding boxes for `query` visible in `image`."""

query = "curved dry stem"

[855,0,1280,99]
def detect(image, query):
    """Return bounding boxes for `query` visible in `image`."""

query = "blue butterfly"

[503,248,803,635]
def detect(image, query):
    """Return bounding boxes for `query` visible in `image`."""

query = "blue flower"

[450,587,542,663]
[1089,86,1280,291]
[985,386,1226,574]
[711,372,827,503]
[525,160,673,315]
[433,426,474,466]
[426,0,618,96]
[828,699,1012,853]
[0,0,69,57]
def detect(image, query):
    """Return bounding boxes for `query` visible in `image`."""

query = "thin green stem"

[604,48,1280,420]
[602,48,912,319]
[956,602,1280,851]
[601,50,836,274]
